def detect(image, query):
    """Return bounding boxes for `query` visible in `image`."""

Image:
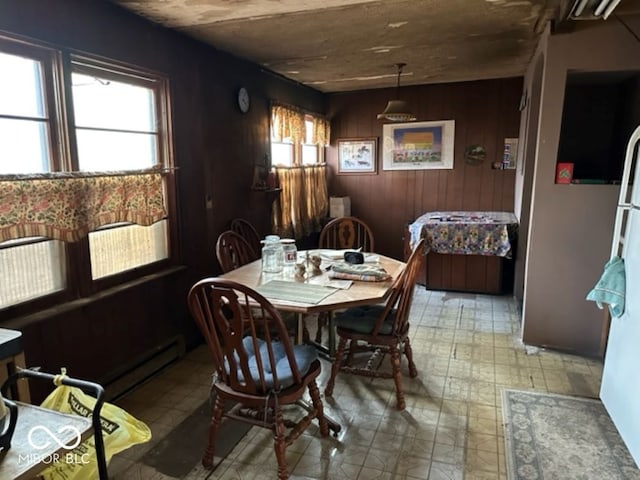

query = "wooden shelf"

[250,187,282,193]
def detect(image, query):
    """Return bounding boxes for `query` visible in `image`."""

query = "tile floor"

[108,288,604,479]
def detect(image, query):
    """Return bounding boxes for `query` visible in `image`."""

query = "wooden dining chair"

[324,238,425,410]
[316,216,376,347]
[319,216,375,252]
[230,218,262,256]
[215,230,259,273]
[187,278,339,479]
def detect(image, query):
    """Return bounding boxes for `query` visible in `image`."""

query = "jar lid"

[262,234,281,243]
[280,238,295,244]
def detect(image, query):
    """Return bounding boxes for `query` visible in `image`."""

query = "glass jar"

[261,235,284,273]
[281,238,297,272]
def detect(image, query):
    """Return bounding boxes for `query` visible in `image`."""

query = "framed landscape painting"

[382,120,455,170]
[337,137,377,174]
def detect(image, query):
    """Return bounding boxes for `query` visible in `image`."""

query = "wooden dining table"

[219,250,406,356]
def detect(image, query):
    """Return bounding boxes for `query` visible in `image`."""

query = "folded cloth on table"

[329,261,391,282]
[586,255,626,318]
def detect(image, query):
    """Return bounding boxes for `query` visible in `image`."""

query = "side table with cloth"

[408,211,518,294]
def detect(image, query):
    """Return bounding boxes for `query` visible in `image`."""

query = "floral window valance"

[0,168,166,243]
[271,102,330,146]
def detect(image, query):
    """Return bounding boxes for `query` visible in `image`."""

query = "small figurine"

[310,255,322,276]
[295,262,306,279]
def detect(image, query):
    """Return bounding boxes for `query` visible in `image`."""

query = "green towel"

[587,256,625,318]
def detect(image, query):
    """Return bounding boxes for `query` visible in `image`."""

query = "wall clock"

[237,87,250,113]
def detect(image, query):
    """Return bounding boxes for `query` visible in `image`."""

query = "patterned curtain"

[0,169,166,243]
[271,104,305,144]
[310,116,331,146]
[270,102,329,237]
[272,164,328,239]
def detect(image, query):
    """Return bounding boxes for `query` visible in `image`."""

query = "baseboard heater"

[101,335,186,401]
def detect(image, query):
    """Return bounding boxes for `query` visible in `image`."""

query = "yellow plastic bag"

[38,384,152,480]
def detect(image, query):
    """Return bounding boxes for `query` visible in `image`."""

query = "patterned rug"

[502,389,640,480]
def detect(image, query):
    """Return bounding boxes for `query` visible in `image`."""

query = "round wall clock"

[237,87,250,113]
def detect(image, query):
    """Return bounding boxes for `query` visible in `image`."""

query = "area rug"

[141,399,251,478]
[502,389,640,480]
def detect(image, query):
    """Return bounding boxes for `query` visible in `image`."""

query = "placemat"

[256,280,337,304]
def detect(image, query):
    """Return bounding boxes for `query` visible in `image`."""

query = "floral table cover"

[409,211,518,258]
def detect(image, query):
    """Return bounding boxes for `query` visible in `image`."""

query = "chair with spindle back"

[318,216,375,253]
[215,230,259,273]
[315,216,376,348]
[324,239,425,410]
[230,218,262,258]
[187,278,340,478]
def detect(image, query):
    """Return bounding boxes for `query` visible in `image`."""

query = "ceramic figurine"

[295,262,306,279]
[310,255,322,276]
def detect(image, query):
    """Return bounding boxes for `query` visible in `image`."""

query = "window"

[271,141,294,167]
[70,59,171,280]
[0,36,175,313]
[302,119,319,165]
[0,52,49,174]
[270,109,326,166]
[269,104,330,238]
[0,238,66,309]
[0,40,67,309]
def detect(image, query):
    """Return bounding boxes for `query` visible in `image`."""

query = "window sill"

[2,265,187,330]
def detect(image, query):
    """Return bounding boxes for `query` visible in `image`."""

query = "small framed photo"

[337,137,378,175]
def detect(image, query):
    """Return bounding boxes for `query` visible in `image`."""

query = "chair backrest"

[216,230,259,273]
[372,238,425,336]
[187,278,302,394]
[230,218,261,255]
[319,216,375,252]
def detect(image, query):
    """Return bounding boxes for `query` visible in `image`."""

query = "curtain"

[271,104,305,144]
[272,164,328,239]
[310,116,331,147]
[271,103,330,147]
[0,169,166,243]
[270,102,330,238]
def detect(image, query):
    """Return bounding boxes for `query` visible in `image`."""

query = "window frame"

[68,54,178,293]
[0,34,179,319]
[0,35,74,317]
[269,115,325,167]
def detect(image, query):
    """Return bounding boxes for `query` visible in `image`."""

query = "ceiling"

[110,0,631,93]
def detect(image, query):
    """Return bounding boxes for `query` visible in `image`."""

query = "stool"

[0,329,30,402]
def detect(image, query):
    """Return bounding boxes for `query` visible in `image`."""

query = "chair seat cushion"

[335,305,396,335]
[241,337,317,390]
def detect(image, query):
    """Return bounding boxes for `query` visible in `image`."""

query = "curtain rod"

[270,100,327,119]
[272,163,327,170]
[0,166,177,181]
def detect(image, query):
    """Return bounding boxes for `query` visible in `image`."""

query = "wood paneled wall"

[1,2,521,400]
[327,78,522,260]
[0,0,323,401]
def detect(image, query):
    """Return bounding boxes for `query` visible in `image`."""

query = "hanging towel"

[586,256,626,317]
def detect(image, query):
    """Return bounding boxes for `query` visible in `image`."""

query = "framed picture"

[337,137,378,174]
[503,137,519,170]
[382,120,455,170]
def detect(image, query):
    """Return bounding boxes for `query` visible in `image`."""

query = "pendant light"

[377,63,416,122]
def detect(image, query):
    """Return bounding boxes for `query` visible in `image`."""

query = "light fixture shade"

[377,100,416,122]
